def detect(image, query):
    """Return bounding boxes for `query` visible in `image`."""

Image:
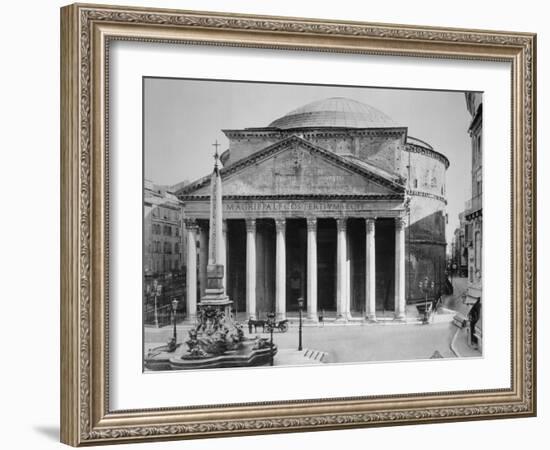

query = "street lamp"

[152,279,163,328]
[167,298,179,352]
[297,297,304,351]
[267,312,276,366]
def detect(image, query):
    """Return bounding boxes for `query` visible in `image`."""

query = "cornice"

[407,189,447,204]
[405,143,450,169]
[180,193,405,201]
[224,127,407,139]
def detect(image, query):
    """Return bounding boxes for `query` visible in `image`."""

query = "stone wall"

[401,141,448,302]
[223,128,407,176]
[405,147,448,198]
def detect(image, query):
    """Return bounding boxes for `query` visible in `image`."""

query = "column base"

[276,312,286,321]
[305,314,319,324]
[334,313,352,323]
[183,315,197,325]
[363,315,378,324]
[393,312,407,322]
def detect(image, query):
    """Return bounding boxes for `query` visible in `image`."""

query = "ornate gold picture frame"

[60,3,536,446]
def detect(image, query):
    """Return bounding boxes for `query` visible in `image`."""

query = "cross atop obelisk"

[212,140,221,173]
[212,139,220,155]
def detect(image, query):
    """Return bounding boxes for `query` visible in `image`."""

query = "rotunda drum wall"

[406,151,447,198]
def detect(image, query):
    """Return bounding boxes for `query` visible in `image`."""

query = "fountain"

[145,142,276,371]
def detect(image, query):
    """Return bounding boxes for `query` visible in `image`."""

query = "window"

[477,134,482,163]
[475,231,482,272]
[175,243,180,254]
[465,224,472,244]
[413,179,418,189]
[476,170,482,196]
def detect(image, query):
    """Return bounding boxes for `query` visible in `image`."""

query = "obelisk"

[199,141,230,306]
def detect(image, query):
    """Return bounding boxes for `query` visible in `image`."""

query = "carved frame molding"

[60,3,536,446]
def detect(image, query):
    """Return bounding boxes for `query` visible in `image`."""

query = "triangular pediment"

[179,136,405,198]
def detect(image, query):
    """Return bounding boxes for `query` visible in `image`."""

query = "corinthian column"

[306,218,318,322]
[222,220,228,294]
[245,219,256,320]
[275,218,286,321]
[394,217,406,320]
[336,218,350,321]
[198,224,208,299]
[185,219,198,321]
[365,218,376,321]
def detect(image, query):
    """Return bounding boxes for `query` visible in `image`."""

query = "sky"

[144,78,476,244]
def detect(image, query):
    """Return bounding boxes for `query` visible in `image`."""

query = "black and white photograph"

[142,78,483,371]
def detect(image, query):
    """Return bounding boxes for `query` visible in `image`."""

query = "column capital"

[184,218,198,230]
[365,218,376,233]
[245,218,256,232]
[395,216,407,230]
[275,218,286,233]
[306,217,317,231]
[336,218,347,232]
[198,221,209,233]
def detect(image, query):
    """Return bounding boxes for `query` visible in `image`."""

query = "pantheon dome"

[268,97,398,130]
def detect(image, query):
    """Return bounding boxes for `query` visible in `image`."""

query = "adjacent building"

[143,180,188,324]
[144,179,185,276]
[463,92,483,349]
[451,212,468,277]
[176,97,448,322]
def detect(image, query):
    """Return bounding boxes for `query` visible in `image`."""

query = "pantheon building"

[177,97,448,322]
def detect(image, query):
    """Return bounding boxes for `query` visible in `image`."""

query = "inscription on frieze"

[226,201,371,212]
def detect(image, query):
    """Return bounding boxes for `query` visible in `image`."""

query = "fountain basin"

[145,339,277,371]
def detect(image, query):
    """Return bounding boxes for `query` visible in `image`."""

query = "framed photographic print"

[60,3,537,446]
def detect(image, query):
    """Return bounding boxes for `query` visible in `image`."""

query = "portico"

[184,213,406,322]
